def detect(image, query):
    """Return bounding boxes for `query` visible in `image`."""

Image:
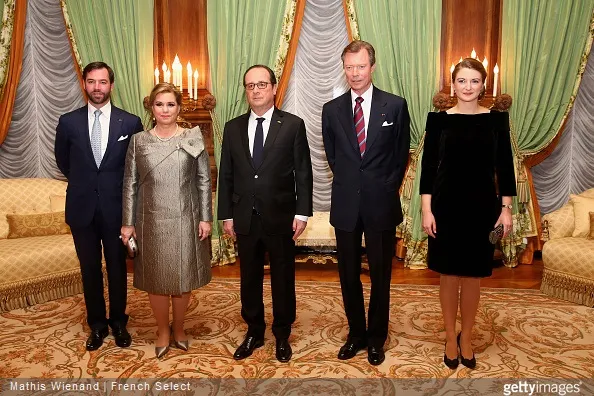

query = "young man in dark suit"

[54,62,143,351]
[218,65,313,363]
[321,41,411,365]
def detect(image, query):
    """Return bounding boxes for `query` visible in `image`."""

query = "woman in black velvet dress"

[420,58,516,369]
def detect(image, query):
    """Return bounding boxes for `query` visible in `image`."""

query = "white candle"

[449,64,455,97]
[154,68,159,85]
[187,62,193,99]
[482,57,488,89]
[493,64,499,97]
[165,69,171,84]
[193,70,199,100]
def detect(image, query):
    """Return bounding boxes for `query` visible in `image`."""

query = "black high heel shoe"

[443,339,459,369]
[457,333,476,369]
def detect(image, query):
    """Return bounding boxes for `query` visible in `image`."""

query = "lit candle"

[482,57,488,89]
[187,62,193,99]
[493,64,499,97]
[154,68,159,85]
[459,57,463,64]
[173,55,181,89]
[471,48,476,59]
[193,70,199,100]
[449,63,455,97]
[165,69,171,84]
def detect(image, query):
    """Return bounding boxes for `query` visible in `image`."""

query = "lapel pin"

[118,119,123,122]
[381,114,385,117]
[277,120,282,124]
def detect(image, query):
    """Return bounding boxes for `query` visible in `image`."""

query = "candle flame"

[450,63,455,72]
[494,64,499,73]
[482,57,488,68]
[162,61,168,72]
[187,61,192,70]
[471,48,477,59]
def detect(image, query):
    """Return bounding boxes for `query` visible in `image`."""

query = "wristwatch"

[502,204,513,209]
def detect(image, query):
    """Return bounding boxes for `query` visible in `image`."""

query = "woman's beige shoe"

[155,345,170,358]
[173,340,189,351]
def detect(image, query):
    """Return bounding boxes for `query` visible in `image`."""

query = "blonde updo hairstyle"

[147,83,182,115]
[452,58,488,99]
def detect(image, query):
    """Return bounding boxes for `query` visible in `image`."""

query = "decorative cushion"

[0,178,67,239]
[6,212,70,239]
[589,212,594,240]
[50,195,66,212]
[543,204,575,240]
[570,195,594,238]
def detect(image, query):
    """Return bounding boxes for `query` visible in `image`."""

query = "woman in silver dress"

[121,83,212,358]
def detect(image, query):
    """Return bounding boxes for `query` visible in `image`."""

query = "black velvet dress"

[419,111,517,277]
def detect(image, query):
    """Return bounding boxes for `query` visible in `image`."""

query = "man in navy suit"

[54,62,143,351]
[322,41,410,365]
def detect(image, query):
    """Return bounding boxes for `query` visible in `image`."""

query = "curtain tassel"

[402,165,416,200]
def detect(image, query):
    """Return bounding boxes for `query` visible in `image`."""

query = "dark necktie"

[354,97,366,157]
[252,117,265,168]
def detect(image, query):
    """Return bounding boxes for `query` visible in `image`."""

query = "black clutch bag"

[489,224,504,244]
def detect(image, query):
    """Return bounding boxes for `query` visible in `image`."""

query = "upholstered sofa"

[540,188,594,307]
[0,178,83,311]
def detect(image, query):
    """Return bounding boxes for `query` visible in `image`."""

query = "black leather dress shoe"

[337,339,367,360]
[275,338,292,362]
[86,328,109,351]
[367,346,385,365]
[233,335,264,360]
[112,326,132,348]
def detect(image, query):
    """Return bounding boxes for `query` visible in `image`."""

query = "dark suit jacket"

[54,104,143,229]
[322,87,410,232]
[218,107,313,235]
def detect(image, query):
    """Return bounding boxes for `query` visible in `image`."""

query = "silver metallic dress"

[122,126,212,295]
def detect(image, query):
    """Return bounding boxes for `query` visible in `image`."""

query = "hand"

[292,218,307,241]
[421,211,437,238]
[198,221,212,241]
[120,225,136,245]
[495,210,513,237]
[223,220,236,240]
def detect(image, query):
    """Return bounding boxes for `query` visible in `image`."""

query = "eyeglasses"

[244,81,272,91]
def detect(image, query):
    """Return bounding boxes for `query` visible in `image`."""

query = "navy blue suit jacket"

[322,88,411,232]
[54,104,143,229]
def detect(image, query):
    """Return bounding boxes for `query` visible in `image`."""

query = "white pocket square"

[382,121,393,127]
[117,135,129,141]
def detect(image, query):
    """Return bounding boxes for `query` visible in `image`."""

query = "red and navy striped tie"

[354,97,366,157]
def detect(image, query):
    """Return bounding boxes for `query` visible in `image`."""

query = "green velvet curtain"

[207,0,287,258]
[353,0,442,148]
[501,0,594,153]
[351,0,442,268]
[64,0,153,120]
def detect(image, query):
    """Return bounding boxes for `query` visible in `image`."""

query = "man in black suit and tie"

[322,41,410,365]
[54,62,143,351]
[218,64,313,363]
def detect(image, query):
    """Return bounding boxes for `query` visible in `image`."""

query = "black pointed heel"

[457,333,476,369]
[443,340,459,369]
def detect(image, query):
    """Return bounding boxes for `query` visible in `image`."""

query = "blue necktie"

[91,109,102,167]
[252,117,265,168]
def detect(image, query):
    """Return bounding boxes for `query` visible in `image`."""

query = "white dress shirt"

[350,84,373,133]
[87,101,112,158]
[223,106,308,223]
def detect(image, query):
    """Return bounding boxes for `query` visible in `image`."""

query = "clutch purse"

[126,236,138,258]
[489,224,504,244]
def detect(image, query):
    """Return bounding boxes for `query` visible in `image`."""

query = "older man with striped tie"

[321,40,410,365]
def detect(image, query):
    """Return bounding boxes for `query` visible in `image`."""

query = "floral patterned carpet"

[1,277,593,387]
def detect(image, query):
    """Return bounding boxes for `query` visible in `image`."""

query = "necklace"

[154,125,179,142]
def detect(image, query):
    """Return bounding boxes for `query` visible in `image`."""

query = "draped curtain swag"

[0,0,25,147]
[0,0,84,178]
[207,0,296,264]
[280,0,351,211]
[497,0,594,264]
[61,0,154,121]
